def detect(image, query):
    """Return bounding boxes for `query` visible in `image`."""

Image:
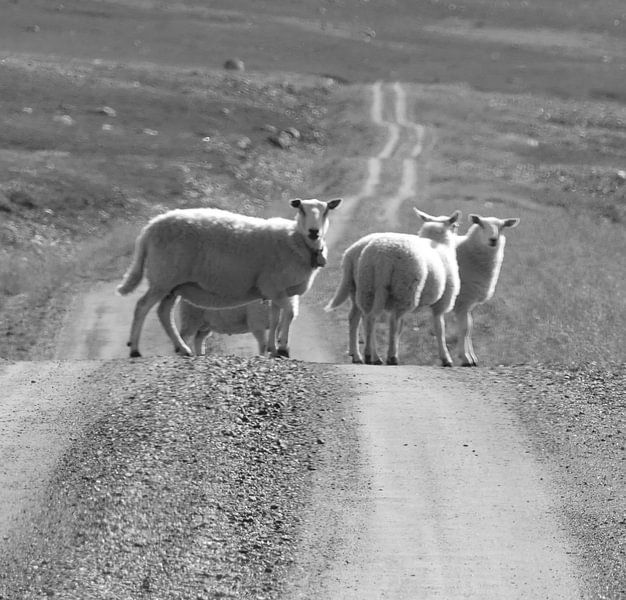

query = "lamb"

[453,214,520,366]
[326,209,461,366]
[117,197,342,358]
[177,296,299,357]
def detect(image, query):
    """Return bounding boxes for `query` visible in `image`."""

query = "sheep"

[453,214,520,366]
[326,209,461,366]
[177,296,299,357]
[117,197,342,358]
[324,232,380,363]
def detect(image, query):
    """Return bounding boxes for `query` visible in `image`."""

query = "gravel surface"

[451,363,626,600]
[506,363,626,600]
[0,355,356,600]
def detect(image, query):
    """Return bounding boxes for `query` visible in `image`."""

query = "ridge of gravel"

[0,355,357,600]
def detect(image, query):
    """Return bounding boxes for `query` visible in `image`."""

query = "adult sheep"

[117,198,341,358]
[327,209,461,366]
[177,296,299,357]
[454,213,520,366]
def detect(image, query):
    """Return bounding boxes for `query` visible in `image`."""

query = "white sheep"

[454,214,520,366]
[327,209,461,366]
[324,232,380,362]
[177,296,299,357]
[117,198,342,358]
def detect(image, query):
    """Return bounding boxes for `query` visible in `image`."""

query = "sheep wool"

[117,198,341,358]
[453,214,520,366]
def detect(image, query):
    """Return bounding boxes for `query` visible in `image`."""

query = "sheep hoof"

[386,357,399,366]
[365,356,383,365]
[275,348,290,358]
[461,361,478,367]
[351,357,364,364]
[130,349,142,358]
[441,360,453,367]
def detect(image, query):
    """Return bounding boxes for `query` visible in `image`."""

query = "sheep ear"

[290,198,303,208]
[503,218,520,228]
[326,198,342,210]
[413,208,432,222]
[469,214,482,225]
[447,210,461,225]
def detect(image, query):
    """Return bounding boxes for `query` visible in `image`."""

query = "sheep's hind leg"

[178,301,206,356]
[432,310,453,367]
[127,286,165,358]
[157,291,193,357]
[386,312,404,366]
[348,301,364,364]
[363,314,383,365]
[193,326,211,356]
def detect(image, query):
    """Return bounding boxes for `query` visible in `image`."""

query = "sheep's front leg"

[386,312,404,365]
[252,328,269,356]
[157,292,193,357]
[456,309,478,366]
[432,310,453,367]
[274,296,299,358]
[348,301,364,364]
[363,313,382,365]
[267,302,281,357]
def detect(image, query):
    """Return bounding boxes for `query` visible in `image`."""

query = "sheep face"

[413,208,462,244]
[469,215,520,248]
[290,198,342,263]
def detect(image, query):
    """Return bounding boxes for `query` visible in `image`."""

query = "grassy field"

[0,0,625,367]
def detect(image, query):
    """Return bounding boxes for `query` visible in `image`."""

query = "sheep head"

[469,214,520,248]
[290,198,342,266]
[413,208,462,244]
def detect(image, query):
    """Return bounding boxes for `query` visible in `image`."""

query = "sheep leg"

[193,326,211,356]
[432,310,453,367]
[273,296,298,358]
[252,327,269,356]
[456,309,478,367]
[348,301,364,364]
[268,302,281,357]
[178,302,206,355]
[157,292,193,357]
[127,286,166,358]
[386,312,404,366]
[363,314,383,365]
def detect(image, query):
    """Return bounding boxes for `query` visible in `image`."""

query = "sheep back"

[356,234,446,315]
[142,208,316,304]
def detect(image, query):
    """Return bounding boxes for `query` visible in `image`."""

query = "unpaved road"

[0,83,583,597]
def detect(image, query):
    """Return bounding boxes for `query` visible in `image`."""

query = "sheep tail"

[117,226,148,296]
[324,254,354,311]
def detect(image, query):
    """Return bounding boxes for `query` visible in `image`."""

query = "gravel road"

[1,81,623,599]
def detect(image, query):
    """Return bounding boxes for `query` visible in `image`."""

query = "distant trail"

[292,81,428,360]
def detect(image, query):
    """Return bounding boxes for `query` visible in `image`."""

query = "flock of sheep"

[117,198,519,366]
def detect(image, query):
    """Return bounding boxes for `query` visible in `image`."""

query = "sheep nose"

[489,238,498,247]
[308,228,320,240]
